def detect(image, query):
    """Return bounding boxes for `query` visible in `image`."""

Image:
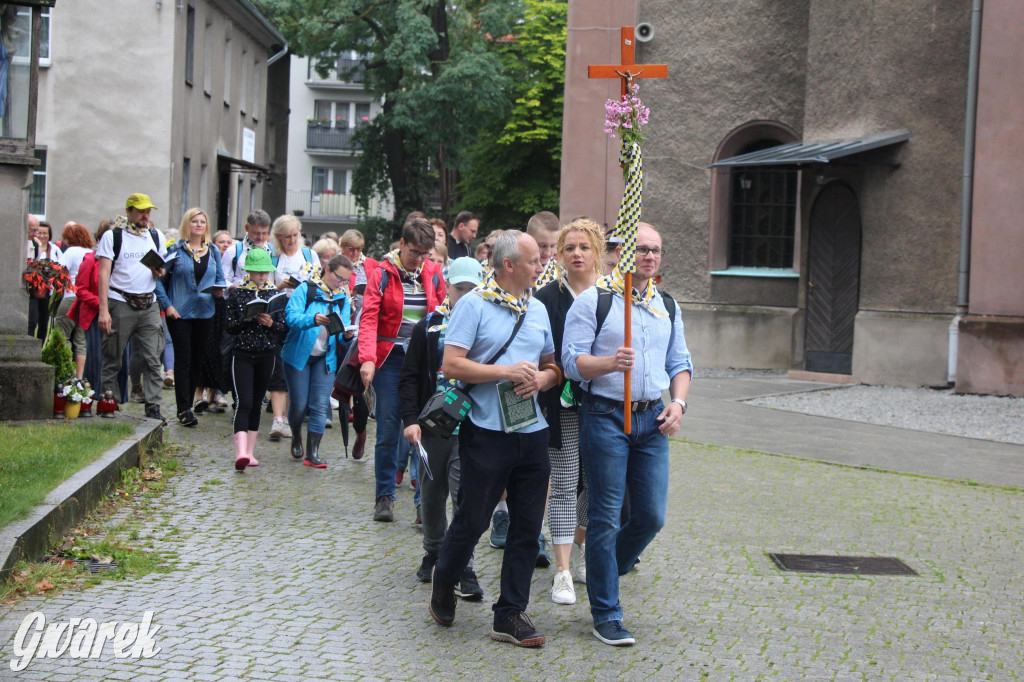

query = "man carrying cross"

[562,221,692,646]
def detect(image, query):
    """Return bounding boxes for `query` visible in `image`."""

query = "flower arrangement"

[603,82,651,148]
[23,256,75,298]
[60,378,94,405]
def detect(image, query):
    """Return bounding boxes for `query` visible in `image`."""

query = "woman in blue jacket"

[282,254,354,468]
[155,208,226,427]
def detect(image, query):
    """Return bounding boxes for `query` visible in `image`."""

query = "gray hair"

[246,209,272,228]
[491,230,523,270]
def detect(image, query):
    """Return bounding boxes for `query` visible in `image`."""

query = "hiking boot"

[131,385,146,403]
[489,510,509,549]
[416,553,437,583]
[551,569,576,605]
[144,404,166,423]
[491,611,545,647]
[593,620,635,646]
[454,567,484,601]
[536,532,551,568]
[373,496,394,522]
[177,409,198,427]
[428,568,456,626]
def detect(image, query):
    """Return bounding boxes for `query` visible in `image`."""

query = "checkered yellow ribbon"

[238,276,277,292]
[474,270,530,315]
[612,140,643,273]
[114,215,148,237]
[596,265,665,318]
[534,258,560,289]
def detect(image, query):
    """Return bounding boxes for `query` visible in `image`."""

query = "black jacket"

[533,279,582,449]
[399,311,445,429]
[225,287,288,355]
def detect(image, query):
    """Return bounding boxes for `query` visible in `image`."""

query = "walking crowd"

[25,194,692,649]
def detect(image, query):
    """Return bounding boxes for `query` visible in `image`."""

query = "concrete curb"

[0,416,164,581]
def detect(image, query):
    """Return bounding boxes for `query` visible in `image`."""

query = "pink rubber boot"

[247,431,260,467]
[234,432,250,471]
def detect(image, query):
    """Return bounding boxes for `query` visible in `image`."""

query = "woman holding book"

[533,218,605,606]
[281,254,354,469]
[224,249,288,471]
[155,208,226,427]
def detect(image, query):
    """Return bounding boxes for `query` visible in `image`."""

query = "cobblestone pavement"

[2,390,1024,680]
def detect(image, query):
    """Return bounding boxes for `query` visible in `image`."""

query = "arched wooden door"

[804,183,861,374]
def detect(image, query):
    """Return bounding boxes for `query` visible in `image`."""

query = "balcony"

[306,122,360,153]
[306,57,366,88]
[286,190,389,221]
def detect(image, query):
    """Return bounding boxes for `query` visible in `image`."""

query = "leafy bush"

[41,328,75,386]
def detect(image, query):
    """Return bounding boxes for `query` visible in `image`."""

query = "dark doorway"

[804,183,861,374]
[217,162,231,234]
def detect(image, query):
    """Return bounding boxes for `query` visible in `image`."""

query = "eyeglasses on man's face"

[635,246,666,257]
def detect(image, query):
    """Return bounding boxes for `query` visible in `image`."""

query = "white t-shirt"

[27,240,62,264]
[60,246,91,299]
[95,228,168,301]
[274,249,314,295]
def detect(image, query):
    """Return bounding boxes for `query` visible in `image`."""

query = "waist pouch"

[112,288,155,311]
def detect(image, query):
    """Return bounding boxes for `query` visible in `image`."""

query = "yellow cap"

[126,193,158,210]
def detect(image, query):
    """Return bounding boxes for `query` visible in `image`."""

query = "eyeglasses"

[330,269,348,279]
[407,247,432,259]
[636,246,666,257]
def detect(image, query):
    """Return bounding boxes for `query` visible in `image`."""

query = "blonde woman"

[155,208,226,427]
[533,217,605,605]
[263,215,317,440]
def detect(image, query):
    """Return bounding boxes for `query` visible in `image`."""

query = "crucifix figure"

[588,26,668,434]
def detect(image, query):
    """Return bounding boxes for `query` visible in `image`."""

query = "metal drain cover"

[768,553,918,576]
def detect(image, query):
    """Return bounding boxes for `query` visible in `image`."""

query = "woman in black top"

[533,218,605,606]
[224,249,288,471]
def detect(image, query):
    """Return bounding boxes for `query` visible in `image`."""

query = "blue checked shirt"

[562,286,692,402]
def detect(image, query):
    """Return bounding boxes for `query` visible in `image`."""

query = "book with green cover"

[496,380,539,433]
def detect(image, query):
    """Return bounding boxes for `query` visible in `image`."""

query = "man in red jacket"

[359,216,446,522]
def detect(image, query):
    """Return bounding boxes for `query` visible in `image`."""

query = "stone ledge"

[0,416,164,580]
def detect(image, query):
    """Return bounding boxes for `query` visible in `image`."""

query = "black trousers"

[434,418,550,619]
[231,352,275,433]
[166,316,214,414]
[27,295,49,340]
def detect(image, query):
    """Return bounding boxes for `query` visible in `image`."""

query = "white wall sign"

[242,128,256,164]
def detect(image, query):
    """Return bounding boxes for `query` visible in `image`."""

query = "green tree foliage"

[457,0,566,229]
[258,0,520,239]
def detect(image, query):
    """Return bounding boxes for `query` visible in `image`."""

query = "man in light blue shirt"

[429,231,560,648]
[562,222,693,647]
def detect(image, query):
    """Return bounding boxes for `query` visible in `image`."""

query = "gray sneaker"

[373,496,394,522]
[593,620,635,646]
[489,510,510,548]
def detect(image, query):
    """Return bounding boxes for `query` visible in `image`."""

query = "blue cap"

[447,257,484,286]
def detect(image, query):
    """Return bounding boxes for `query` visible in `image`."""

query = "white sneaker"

[278,420,292,439]
[571,543,586,584]
[269,418,284,441]
[551,570,576,605]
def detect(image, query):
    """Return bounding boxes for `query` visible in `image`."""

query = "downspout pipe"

[268,43,289,66]
[950,0,983,384]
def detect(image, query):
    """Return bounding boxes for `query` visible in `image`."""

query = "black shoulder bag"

[418,311,526,438]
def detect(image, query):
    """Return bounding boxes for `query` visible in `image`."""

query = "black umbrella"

[337,399,350,457]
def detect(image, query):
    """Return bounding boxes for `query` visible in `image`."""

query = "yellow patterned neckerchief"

[351,252,366,269]
[596,265,665,318]
[427,295,452,333]
[243,236,272,253]
[238,275,277,292]
[534,257,560,289]
[383,249,423,286]
[300,261,347,299]
[474,270,530,316]
[114,215,148,237]
[181,240,209,264]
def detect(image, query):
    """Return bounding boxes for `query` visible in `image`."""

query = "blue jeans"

[283,353,332,435]
[579,394,669,626]
[372,348,405,499]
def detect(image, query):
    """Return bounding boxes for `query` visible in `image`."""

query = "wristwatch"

[671,398,687,414]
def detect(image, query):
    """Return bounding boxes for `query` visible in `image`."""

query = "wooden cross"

[588,26,668,434]
[588,26,668,97]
